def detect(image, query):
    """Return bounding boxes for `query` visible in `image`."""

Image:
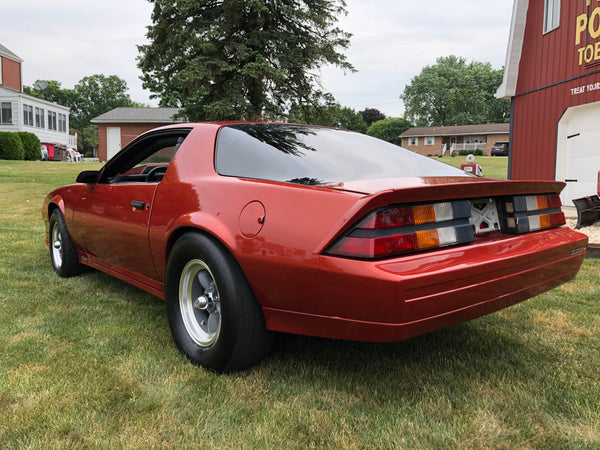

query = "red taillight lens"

[326,200,474,260]
[359,206,414,229]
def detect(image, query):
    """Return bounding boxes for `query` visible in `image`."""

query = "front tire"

[165,233,273,372]
[48,209,81,278]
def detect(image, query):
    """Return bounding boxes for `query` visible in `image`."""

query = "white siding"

[0,86,71,146]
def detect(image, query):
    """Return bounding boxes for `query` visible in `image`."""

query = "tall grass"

[1,160,598,447]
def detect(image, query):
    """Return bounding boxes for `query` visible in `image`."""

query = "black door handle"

[131,200,146,209]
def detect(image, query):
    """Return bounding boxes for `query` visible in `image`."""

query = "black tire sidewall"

[165,233,247,371]
[49,210,80,278]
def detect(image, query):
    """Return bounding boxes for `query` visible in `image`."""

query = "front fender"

[41,193,66,239]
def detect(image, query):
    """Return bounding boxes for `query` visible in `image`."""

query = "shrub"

[0,132,25,160]
[458,149,484,156]
[18,132,42,161]
[85,152,93,158]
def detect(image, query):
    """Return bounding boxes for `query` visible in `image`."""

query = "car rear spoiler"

[573,195,600,229]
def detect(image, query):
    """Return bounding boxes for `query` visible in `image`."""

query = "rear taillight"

[327,200,474,259]
[499,194,565,233]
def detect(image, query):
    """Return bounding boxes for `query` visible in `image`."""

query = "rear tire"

[165,232,273,372]
[49,209,81,278]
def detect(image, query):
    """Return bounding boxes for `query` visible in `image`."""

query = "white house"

[0,43,76,159]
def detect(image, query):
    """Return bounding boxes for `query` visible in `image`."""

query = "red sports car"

[42,123,588,372]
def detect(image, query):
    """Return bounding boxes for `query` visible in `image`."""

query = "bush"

[0,132,25,160]
[85,152,93,158]
[458,149,484,156]
[18,132,42,161]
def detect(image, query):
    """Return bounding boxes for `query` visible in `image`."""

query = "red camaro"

[42,123,588,372]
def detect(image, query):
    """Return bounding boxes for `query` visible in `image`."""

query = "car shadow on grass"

[258,312,557,401]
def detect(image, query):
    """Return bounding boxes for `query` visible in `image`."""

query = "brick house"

[400,123,510,156]
[0,43,76,159]
[92,107,183,161]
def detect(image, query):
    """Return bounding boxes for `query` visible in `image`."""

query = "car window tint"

[215,124,468,185]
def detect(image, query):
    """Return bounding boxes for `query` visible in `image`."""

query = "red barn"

[498,0,600,205]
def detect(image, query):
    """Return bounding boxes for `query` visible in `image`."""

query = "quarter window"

[543,0,560,33]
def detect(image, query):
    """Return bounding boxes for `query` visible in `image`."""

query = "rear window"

[215,124,468,185]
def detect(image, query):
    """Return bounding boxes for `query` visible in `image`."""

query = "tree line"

[24,75,145,153]
[24,0,509,153]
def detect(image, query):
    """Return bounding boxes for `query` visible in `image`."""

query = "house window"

[1,102,12,124]
[543,0,560,33]
[23,104,34,126]
[425,136,435,146]
[35,107,45,128]
[408,137,418,146]
[48,111,57,131]
[58,113,67,132]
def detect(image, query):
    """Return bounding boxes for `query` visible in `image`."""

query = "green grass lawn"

[434,155,509,180]
[1,160,598,447]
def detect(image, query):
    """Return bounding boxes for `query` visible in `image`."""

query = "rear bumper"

[261,227,588,342]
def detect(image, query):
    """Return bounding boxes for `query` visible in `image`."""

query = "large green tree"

[366,118,412,146]
[137,0,354,121]
[71,74,141,130]
[401,56,510,127]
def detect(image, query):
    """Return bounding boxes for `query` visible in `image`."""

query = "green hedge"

[0,132,25,160]
[458,149,484,156]
[18,132,42,161]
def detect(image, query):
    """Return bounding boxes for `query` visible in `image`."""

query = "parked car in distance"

[42,123,588,372]
[491,142,510,156]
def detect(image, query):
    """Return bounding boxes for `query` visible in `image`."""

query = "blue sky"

[1,0,514,117]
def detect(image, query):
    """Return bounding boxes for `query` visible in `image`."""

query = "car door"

[73,182,159,278]
[72,129,190,280]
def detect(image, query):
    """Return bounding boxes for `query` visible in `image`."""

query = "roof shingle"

[91,107,183,123]
[401,123,509,137]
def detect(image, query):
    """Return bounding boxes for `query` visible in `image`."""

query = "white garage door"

[556,102,600,206]
[106,127,122,161]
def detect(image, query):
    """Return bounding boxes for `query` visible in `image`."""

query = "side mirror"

[76,170,99,184]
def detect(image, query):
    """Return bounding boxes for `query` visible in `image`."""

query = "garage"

[497,0,600,205]
[556,101,600,206]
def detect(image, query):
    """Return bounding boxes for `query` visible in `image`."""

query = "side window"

[100,131,189,184]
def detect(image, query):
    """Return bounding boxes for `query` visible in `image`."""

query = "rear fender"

[152,211,237,280]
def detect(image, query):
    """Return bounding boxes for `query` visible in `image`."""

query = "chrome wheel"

[51,223,63,269]
[179,259,221,347]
